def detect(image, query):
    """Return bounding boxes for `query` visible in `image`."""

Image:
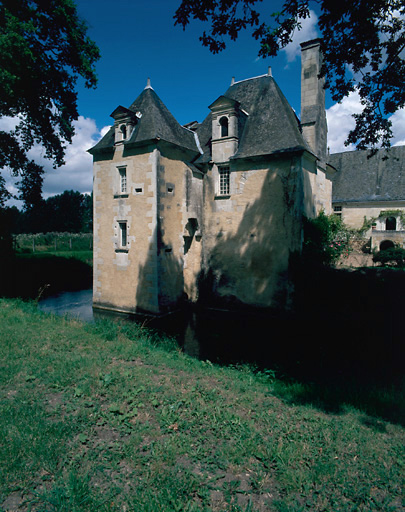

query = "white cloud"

[0,116,20,132]
[100,125,112,138]
[326,91,363,153]
[327,91,405,153]
[282,10,319,63]
[391,108,405,147]
[2,116,104,206]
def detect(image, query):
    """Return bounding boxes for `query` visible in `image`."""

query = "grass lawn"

[0,299,404,511]
[16,250,93,266]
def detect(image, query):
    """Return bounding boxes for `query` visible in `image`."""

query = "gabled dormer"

[208,95,244,163]
[110,106,139,144]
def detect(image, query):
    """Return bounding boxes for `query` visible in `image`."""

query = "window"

[386,217,397,231]
[380,240,395,251]
[119,167,127,194]
[334,205,342,218]
[219,117,229,137]
[118,221,127,248]
[120,124,127,140]
[218,166,230,196]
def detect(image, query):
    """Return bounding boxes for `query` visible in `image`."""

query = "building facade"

[330,146,405,252]
[89,40,332,315]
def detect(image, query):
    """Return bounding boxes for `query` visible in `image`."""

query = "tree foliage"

[372,246,405,267]
[174,0,405,150]
[21,190,93,234]
[0,0,100,208]
[302,211,352,266]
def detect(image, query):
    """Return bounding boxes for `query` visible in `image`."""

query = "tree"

[20,190,92,233]
[174,0,405,150]
[0,0,100,209]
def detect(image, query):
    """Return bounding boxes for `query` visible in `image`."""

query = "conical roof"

[89,86,200,155]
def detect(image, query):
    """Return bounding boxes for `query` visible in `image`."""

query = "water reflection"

[38,289,283,366]
[37,284,404,383]
[39,289,94,323]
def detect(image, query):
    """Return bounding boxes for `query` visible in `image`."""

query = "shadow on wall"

[198,159,303,311]
[135,225,185,315]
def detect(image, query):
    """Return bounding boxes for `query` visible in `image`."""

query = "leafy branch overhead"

[174,0,405,150]
[0,0,100,208]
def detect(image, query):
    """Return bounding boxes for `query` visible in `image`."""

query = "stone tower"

[300,39,328,171]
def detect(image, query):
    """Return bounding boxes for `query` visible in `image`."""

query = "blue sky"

[74,0,325,130]
[3,0,405,203]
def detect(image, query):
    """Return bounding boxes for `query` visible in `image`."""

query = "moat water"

[38,289,291,368]
[38,279,404,381]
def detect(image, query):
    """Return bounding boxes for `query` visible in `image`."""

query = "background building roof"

[329,146,405,203]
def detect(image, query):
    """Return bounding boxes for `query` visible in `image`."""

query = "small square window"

[218,166,230,196]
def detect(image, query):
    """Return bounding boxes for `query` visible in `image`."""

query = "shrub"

[372,246,405,267]
[302,211,352,266]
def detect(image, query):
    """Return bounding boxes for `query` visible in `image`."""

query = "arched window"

[386,217,397,231]
[380,240,395,251]
[120,124,127,140]
[219,117,228,137]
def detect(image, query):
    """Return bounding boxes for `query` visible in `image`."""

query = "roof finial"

[145,77,153,90]
[231,76,235,86]
[267,66,272,77]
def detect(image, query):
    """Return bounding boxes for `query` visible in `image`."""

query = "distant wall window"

[333,205,342,218]
[119,167,127,194]
[218,166,230,196]
[380,240,395,251]
[219,117,229,137]
[386,217,396,231]
[118,221,127,248]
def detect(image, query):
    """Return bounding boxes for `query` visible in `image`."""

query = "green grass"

[16,250,93,266]
[15,233,93,254]
[0,299,404,511]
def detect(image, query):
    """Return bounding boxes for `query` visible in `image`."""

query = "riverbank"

[1,299,404,511]
[0,251,92,299]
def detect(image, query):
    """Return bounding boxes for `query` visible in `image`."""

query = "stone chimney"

[300,39,327,170]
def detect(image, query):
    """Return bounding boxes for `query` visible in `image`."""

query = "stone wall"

[200,155,304,309]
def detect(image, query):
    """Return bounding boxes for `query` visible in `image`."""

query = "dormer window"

[114,121,133,144]
[219,117,229,137]
[110,105,137,145]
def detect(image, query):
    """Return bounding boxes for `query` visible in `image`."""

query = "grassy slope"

[0,299,404,512]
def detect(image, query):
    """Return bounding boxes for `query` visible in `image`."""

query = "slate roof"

[329,146,405,203]
[195,74,311,164]
[89,87,200,155]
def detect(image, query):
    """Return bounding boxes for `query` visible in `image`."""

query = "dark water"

[38,273,405,382]
[38,289,290,367]
[39,289,94,323]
